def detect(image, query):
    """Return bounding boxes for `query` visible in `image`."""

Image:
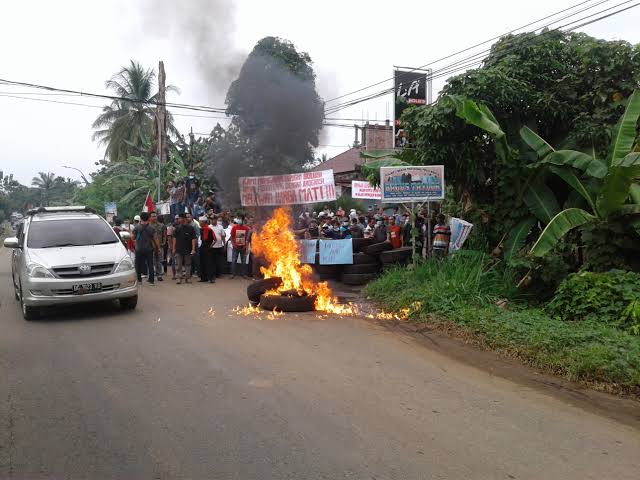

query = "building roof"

[311,147,363,174]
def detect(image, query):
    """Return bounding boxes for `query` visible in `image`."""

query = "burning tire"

[343,263,380,274]
[380,247,413,264]
[351,237,374,253]
[352,252,378,265]
[259,293,317,312]
[247,277,283,304]
[341,272,378,286]
[363,241,393,256]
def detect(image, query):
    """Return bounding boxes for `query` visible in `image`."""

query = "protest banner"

[380,166,445,202]
[239,170,337,207]
[299,240,317,264]
[449,218,473,252]
[352,180,382,200]
[319,239,353,265]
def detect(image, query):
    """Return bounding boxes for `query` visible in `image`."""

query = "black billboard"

[394,69,428,148]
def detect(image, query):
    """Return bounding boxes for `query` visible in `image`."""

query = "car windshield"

[27,218,119,248]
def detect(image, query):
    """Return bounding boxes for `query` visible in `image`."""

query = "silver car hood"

[28,243,127,268]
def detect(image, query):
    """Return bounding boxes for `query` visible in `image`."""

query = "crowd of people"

[293,204,451,257]
[113,207,253,286]
[111,170,452,286]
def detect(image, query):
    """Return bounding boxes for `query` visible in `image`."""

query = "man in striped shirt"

[432,213,451,258]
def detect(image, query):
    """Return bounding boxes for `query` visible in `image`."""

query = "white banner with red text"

[239,170,337,207]
[351,180,382,200]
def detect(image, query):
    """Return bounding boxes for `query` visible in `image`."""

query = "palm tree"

[31,172,56,206]
[92,60,178,163]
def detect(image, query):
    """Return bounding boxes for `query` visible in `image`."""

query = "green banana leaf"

[523,179,560,224]
[530,208,595,257]
[519,126,554,159]
[541,150,607,179]
[504,217,537,262]
[630,184,640,204]
[548,165,597,215]
[360,158,411,187]
[453,97,505,139]
[597,152,640,218]
[608,90,640,166]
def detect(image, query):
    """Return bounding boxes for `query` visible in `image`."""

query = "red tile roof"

[311,147,363,174]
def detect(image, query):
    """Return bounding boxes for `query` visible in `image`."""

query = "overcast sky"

[1,0,638,185]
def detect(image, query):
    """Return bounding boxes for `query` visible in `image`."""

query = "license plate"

[72,283,102,294]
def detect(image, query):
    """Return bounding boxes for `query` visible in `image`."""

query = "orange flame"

[252,207,355,314]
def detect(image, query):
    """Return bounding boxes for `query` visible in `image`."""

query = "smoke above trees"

[205,37,325,205]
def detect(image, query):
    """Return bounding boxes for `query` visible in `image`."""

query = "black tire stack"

[379,246,413,270]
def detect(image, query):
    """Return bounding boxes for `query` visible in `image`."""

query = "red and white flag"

[142,191,155,213]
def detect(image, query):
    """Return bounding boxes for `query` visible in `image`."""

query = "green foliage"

[365,250,517,314]
[504,217,536,263]
[522,179,560,223]
[608,90,640,165]
[367,265,640,388]
[360,157,410,187]
[547,271,640,334]
[92,61,178,163]
[401,30,640,249]
[531,208,595,257]
[537,150,607,178]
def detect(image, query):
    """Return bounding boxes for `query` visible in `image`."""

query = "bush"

[365,250,517,315]
[546,270,640,332]
[367,260,640,389]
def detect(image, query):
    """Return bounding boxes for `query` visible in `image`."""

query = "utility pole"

[156,60,167,205]
[189,126,195,171]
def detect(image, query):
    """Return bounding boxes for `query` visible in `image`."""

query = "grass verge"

[365,252,640,394]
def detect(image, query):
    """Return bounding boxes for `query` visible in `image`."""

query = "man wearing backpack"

[132,211,159,285]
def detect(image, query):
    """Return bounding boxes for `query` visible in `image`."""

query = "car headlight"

[114,256,134,273]
[26,263,55,278]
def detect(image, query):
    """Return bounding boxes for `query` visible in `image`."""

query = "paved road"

[1,249,639,479]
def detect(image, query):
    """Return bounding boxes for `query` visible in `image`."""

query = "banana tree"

[452,97,560,262]
[529,90,640,257]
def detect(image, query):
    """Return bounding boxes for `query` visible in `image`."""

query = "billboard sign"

[239,170,336,207]
[380,165,445,202]
[393,68,431,148]
[351,180,382,200]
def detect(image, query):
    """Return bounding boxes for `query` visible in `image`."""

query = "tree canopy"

[401,30,640,247]
[92,60,178,163]
[209,36,324,205]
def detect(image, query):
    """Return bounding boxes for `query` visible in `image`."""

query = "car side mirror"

[119,231,131,241]
[3,237,19,248]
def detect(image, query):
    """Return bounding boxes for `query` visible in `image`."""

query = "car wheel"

[120,295,138,310]
[19,284,39,321]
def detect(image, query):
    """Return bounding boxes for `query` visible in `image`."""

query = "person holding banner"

[432,213,451,258]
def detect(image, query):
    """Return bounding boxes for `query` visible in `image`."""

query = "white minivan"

[4,206,138,320]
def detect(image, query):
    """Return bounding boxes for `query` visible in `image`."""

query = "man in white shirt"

[209,215,226,280]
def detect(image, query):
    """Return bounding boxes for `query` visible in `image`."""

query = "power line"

[0,78,228,114]
[324,0,639,115]
[324,0,631,114]
[324,0,611,105]
[0,93,234,120]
